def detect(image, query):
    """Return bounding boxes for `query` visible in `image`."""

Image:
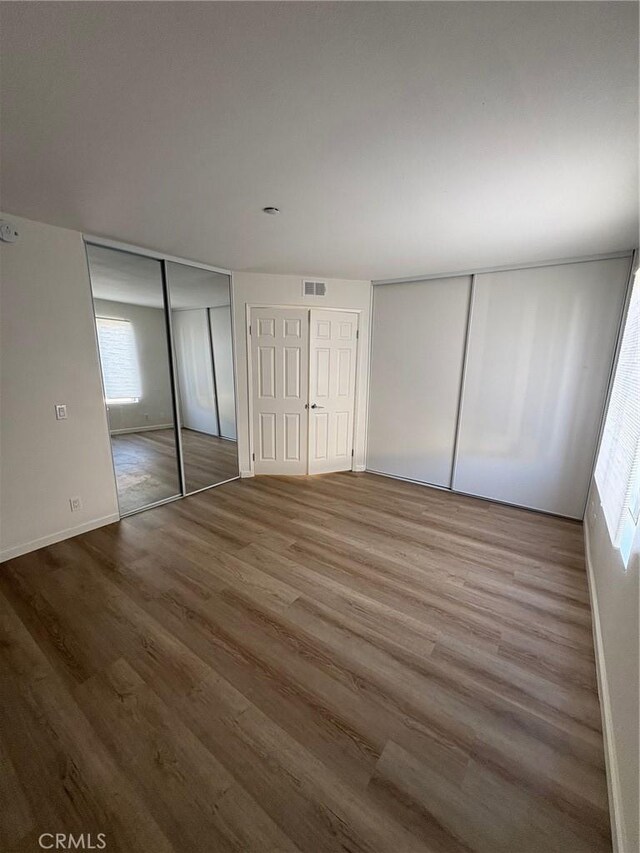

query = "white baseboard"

[239,469,254,478]
[0,513,120,563]
[353,464,366,472]
[584,521,625,853]
[110,424,173,435]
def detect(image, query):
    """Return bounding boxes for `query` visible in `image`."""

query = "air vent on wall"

[303,279,327,297]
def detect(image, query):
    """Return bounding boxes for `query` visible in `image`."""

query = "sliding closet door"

[209,305,237,440]
[165,262,239,493]
[172,309,219,436]
[367,277,471,487]
[86,244,181,515]
[453,258,630,517]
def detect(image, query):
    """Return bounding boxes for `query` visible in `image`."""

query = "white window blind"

[96,317,142,404]
[595,270,640,548]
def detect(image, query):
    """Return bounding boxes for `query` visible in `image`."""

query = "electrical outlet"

[69,496,82,513]
[55,404,68,420]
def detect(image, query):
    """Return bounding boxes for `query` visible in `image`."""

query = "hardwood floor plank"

[0,472,611,851]
[168,666,430,853]
[154,582,388,786]
[431,634,603,741]
[0,591,175,853]
[497,629,597,691]
[65,543,388,791]
[0,559,107,688]
[460,759,606,853]
[75,657,299,853]
[370,740,602,853]
[0,733,34,849]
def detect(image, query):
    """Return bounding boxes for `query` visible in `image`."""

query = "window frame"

[594,259,640,568]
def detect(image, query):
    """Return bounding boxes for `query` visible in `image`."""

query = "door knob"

[310,403,325,409]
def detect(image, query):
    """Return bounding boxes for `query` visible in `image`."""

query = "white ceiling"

[87,244,231,309]
[1,2,637,281]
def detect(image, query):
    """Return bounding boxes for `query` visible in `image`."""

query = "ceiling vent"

[303,279,327,297]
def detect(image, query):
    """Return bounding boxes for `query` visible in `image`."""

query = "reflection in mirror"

[86,244,182,514]
[166,262,238,493]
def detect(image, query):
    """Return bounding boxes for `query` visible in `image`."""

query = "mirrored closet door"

[86,242,238,516]
[86,244,182,515]
[165,262,238,493]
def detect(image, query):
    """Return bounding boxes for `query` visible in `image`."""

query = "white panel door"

[454,258,630,517]
[209,305,237,440]
[250,307,308,474]
[367,277,471,487]
[172,309,219,436]
[308,309,358,474]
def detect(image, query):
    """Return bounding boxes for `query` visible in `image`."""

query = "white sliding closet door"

[367,277,471,487]
[209,305,237,440]
[453,258,630,517]
[172,309,219,436]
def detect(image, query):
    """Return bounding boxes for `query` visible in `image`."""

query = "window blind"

[96,317,142,404]
[595,269,640,547]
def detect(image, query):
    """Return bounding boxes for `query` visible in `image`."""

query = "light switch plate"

[55,404,68,420]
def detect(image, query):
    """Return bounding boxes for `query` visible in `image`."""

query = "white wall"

[231,273,371,476]
[0,213,119,561]
[93,298,174,433]
[585,484,639,853]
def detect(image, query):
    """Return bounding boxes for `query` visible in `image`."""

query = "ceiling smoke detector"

[0,220,19,243]
[262,207,280,215]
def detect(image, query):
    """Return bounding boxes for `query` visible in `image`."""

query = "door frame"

[245,303,362,477]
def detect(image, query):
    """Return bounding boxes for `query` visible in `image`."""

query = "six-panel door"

[250,306,359,475]
[308,309,358,474]
[250,307,309,474]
